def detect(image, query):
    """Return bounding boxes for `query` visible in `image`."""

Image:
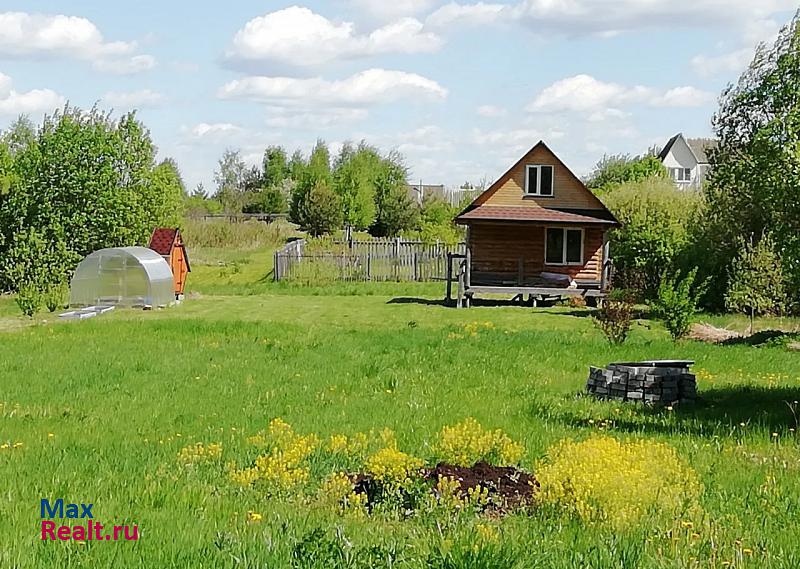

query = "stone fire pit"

[586,360,697,406]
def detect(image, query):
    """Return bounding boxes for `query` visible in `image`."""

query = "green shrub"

[650,268,708,340]
[602,178,703,299]
[15,283,42,317]
[593,289,636,345]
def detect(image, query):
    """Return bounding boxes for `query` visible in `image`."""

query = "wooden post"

[456,264,464,308]
[413,252,418,281]
[367,253,371,281]
[274,251,280,281]
[446,253,453,302]
[465,247,471,290]
[517,258,524,285]
[601,230,611,291]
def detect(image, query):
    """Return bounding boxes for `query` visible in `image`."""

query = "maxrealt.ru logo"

[40,499,139,542]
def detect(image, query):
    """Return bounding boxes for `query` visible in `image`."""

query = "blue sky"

[0,1,796,192]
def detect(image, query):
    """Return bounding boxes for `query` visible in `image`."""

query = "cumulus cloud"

[426,2,506,28]
[527,75,713,114]
[101,89,166,109]
[226,7,442,68]
[0,12,156,74]
[0,72,64,116]
[348,0,437,22]
[219,68,447,107]
[509,0,796,35]
[263,107,368,129]
[189,123,243,139]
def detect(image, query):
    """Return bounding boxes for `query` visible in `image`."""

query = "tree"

[704,11,800,306]
[725,234,788,334]
[290,140,332,227]
[263,146,290,188]
[0,106,183,303]
[243,186,286,214]
[371,153,416,237]
[300,180,342,236]
[148,159,185,227]
[586,154,667,193]
[213,149,249,212]
[333,142,380,230]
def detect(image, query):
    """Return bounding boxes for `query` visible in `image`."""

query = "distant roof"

[686,138,717,163]
[659,133,717,164]
[456,206,619,226]
[149,228,178,256]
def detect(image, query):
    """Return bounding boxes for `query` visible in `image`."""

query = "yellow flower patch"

[537,435,701,530]
[434,418,524,466]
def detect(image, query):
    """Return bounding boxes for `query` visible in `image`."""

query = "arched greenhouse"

[69,247,175,308]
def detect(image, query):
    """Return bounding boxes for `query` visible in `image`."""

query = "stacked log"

[586,361,697,405]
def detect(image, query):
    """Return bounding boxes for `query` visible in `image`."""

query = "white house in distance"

[658,133,717,189]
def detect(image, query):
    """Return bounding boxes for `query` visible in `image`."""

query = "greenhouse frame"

[69,247,175,308]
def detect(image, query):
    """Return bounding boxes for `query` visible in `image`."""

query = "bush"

[650,268,707,341]
[299,181,343,237]
[602,178,703,299]
[537,435,702,529]
[593,289,636,345]
[15,283,43,317]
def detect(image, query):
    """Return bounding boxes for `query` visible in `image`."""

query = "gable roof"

[149,228,178,255]
[659,133,717,164]
[456,140,618,226]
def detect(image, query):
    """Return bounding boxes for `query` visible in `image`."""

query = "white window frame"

[524,165,554,197]
[544,227,584,266]
[672,167,692,182]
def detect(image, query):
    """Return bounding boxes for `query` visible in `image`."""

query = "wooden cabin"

[451,141,620,306]
[148,228,191,298]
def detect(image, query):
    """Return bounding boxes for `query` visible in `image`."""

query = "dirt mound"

[425,461,538,510]
[689,322,742,344]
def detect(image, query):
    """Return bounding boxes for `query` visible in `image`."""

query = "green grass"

[1,246,800,567]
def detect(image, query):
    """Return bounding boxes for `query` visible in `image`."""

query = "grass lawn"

[1,252,800,568]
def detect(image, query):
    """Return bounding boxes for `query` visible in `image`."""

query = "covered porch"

[446,215,616,307]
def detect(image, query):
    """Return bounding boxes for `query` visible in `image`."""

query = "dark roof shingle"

[149,228,178,255]
[457,206,618,225]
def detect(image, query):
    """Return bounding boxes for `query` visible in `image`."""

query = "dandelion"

[743,548,753,555]
[12,442,23,449]
[47,433,55,438]
[246,511,263,523]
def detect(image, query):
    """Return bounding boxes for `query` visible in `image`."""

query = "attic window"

[525,165,554,197]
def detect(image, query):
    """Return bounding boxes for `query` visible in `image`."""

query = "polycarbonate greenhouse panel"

[69,247,175,308]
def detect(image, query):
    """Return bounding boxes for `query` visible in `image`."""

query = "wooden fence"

[273,238,466,282]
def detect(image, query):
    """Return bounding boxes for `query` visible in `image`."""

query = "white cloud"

[226,7,442,68]
[426,2,506,28]
[509,0,797,35]
[94,55,157,75]
[189,122,243,139]
[219,68,447,106]
[264,107,368,129]
[101,89,166,109]
[0,72,64,116]
[476,104,507,118]
[691,49,754,77]
[0,12,156,74]
[651,86,715,107]
[527,75,713,114]
[348,0,438,22]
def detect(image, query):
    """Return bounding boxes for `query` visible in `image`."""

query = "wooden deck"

[445,252,609,308]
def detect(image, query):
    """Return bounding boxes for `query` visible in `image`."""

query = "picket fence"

[273,238,466,282]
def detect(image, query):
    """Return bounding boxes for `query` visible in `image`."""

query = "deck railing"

[274,238,466,282]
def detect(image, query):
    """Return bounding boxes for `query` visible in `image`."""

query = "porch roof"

[456,206,619,226]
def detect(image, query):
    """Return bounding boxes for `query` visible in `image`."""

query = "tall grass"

[181,218,298,250]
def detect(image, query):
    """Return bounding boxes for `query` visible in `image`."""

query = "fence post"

[274,251,280,281]
[413,253,418,281]
[446,254,453,301]
[367,253,371,281]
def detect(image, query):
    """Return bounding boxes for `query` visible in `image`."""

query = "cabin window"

[525,165,554,196]
[545,228,583,265]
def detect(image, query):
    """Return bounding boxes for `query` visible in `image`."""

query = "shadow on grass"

[531,385,800,437]
[721,330,799,347]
